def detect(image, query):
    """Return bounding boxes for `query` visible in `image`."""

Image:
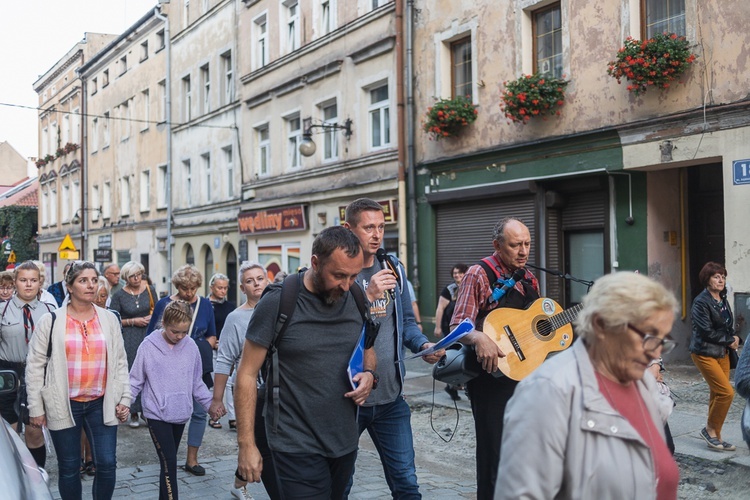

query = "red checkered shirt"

[450,253,539,331]
[65,312,107,402]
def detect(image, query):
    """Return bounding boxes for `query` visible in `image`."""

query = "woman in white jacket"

[26,261,130,500]
[496,272,680,500]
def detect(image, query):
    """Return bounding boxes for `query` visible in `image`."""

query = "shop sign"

[93,249,113,262]
[238,205,307,235]
[338,199,398,224]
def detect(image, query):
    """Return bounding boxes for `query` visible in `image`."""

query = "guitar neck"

[550,303,583,330]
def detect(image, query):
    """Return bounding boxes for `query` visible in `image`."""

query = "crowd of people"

[0,201,746,500]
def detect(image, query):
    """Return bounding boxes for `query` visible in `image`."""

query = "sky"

[0,0,158,177]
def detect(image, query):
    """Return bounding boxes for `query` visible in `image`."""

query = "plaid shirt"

[65,312,107,402]
[451,252,539,331]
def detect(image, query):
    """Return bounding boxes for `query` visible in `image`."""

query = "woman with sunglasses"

[25,261,131,500]
[0,261,56,467]
[690,261,740,452]
[496,272,679,500]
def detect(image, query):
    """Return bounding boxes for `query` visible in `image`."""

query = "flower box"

[500,73,569,124]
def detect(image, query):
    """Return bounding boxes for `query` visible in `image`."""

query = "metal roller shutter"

[561,190,606,230]
[435,196,536,298]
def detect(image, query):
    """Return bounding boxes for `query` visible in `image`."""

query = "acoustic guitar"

[482,298,582,381]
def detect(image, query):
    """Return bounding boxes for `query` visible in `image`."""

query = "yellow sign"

[59,250,80,260]
[7,250,16,263]
[58,234,78,252]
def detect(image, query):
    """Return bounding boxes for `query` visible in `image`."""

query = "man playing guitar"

[451,217,540,500]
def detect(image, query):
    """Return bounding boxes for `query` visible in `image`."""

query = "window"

[71,180,80,218]
[322,102,338,160]
[184,160,192,207]
[141,89,150,131]
[42,191,49,226]
[158,80,167,122]
[42,127,49,156]
[533,3,563,78]
[71,108,80,143]
[643,0,686,38]
[254,14,269,69]
[157,30,165,50]
[286,115,301,169]
[201,64,210,114]
[49,189,57,225]
[140,170,150,212]
[91,119,98,151]
[319,0,336,36]
[121,99,131,141]
[157,164,168,208]
[257,125,270,176]
[371,0,388,9]
[451,37,472,98]
[283,1,300,54]
[62,184,70,222]
[91,77,98,95]
[102,182,111,219]
[92,185,100,220]
[202,0,209,13]
[202,153,211,202]
[103,111,110,147]
[140,40,149,61]
[183,75,192,121]
[184,0,190,25]
[50,122,58,155]
[103,69,109,87]
[259,243,301,280]
[119,55,127,76]
[62,114,70,144]
[369,84,390,149]
[221,51,233,105]
[223,146,234,197]
[120,177,131,216]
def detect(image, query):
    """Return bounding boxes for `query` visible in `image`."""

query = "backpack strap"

[44,311,56,380]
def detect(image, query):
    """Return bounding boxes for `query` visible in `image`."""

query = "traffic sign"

[7,250,16,263]
[59,250,80,260]
[58,234,78,252]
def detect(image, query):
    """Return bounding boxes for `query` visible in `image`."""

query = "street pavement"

[48,358,750,499]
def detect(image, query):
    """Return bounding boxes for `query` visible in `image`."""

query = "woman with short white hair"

[109,260,156,428]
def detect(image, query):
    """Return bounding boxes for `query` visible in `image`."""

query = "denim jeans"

[187,397,207,448]
[347,396,420,499]
[49,397,118,500]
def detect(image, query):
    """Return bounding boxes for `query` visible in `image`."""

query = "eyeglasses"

[0,286,13,292]
[627,324,677,355]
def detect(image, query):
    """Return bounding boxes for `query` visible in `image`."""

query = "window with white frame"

[283,1,300,54]
[42,127,49,156]
[62,114,70,144]
[141,89,150,131]
[120,177,131,216]
[140,170,150,212]
[102,182,111,218]
[157,164,168,208]
[371,0,388,9]
[92,185,100,220]
[121,99,131,141]
[319,0,336,36]
[103,111,110,147]
[202,153,211,202]
[119,55,127,76]
[71,108,80,143]
[201,64,210,114]
[257,125,270,176]
[91,77,98,95]
[50,122,58,154]
[451,37,472,98]
[41,191,49,226]
[62,183,70,222]
[369,84,390,149]
[286,114,301,169]
[71,180,80,218]
[157,30,165,50]
[158,80,167,122]
[223,146,234,197]
[322,102,338,160]
[533,3,563,78]
[184,160,192,207]
[221,51,233,105]
[202,0,209,14]
[49,189,57,225]
[140,40,149,61]
[103,69,109,87]
[254,14,269,69]
[91,119,98,151]
[643,0,686,38]
[184,0,190,26]
[183,75,192,121]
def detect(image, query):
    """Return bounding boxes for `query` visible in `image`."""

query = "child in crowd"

[130,301,223,500]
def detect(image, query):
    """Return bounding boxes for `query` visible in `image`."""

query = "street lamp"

[298,117,353,157]
[71,207,102,225]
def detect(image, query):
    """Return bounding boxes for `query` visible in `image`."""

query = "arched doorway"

[204,247,214,297]
[185,244,195,265]
[225,244,237,305]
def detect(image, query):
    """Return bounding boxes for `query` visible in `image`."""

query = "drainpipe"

[154,6,173,276]
[395,0,408,266]
[80,76,88,260]
[405,0,418,285]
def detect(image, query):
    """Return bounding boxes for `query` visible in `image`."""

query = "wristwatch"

[363,369,379,390]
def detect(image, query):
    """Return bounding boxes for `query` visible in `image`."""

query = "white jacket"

[25,305,131,431]
[495,340,671,500]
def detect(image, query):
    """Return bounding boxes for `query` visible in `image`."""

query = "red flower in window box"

[422,95,478,140]
[500,73,569,124]
[607,33,697,96]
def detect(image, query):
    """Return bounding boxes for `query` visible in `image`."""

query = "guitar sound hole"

[536,319,553,337]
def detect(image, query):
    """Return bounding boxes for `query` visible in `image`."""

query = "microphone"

[375,248,396,300]
[490,268,526,303]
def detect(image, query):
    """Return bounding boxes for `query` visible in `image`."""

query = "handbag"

[146,286,155,315]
